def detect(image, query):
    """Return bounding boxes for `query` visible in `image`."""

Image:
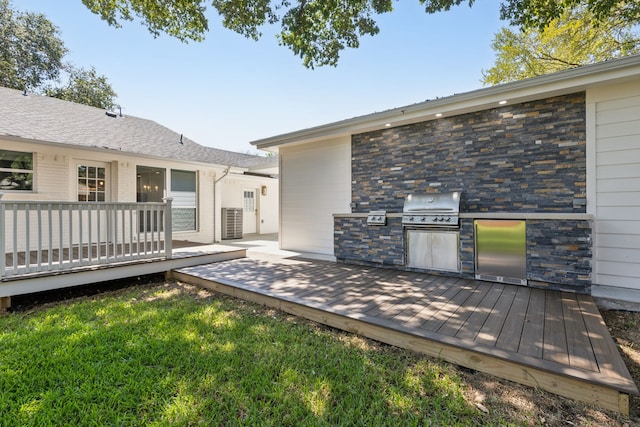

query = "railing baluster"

[58,203,63,270]
[47,203,53,270]
[104,204,111,263]
[25,204,31,273]
[78,203,84,266]
[121,206,126,261]
[143,205,148,256]
[0,193,5,278]
[152,205,158,255]
[68,204,73,269]
[36,204,42,271]
[164,197,173,259]
[128,206,133,260]
[87,204,92,262]
[97,205,102,263]
[12,204,18,273]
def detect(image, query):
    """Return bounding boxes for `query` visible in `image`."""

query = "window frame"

[77,163,108,202]
[0,149,34,191]
[170,169,198,232]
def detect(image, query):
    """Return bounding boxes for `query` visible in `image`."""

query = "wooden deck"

[171,254,639,415]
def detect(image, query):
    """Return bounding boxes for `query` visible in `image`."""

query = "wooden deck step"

[171,256,639,415]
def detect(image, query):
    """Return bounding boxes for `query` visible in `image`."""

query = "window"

[171,169,197,231]
[77,165,106,201]
[243,190,255,213]
[0,150,33,191]
[137,166,166,232]
[136,166,165,203]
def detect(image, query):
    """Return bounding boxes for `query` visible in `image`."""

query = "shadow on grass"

[0,282,481,425]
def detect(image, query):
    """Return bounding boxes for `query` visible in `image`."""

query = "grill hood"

[403,191,461,214]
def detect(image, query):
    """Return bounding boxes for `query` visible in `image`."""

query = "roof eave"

[251,55,640,150]
[0,134,242,171]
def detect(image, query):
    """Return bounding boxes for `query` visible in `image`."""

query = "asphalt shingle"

[0,86,275,169]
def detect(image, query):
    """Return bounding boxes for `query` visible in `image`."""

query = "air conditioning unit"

[221,208,243,239]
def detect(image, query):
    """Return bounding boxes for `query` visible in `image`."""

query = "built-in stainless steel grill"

[401,191,461,228]
[403,191,462,272]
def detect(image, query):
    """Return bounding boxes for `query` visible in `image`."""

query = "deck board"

[518,288,546,358]
[454,283,505,341]
[436,281,487,337]
[170,255,639,414]
[495,286,530,352]
[474,284,518,347]
[562,292,599,372]
[420,279,480,333]
[544,290,570,365]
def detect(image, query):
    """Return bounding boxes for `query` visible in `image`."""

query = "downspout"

[213,166,231,243]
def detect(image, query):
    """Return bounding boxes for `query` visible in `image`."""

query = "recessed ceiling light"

[435,113,443,117]
[499,100,508,105]
[384,123,391,127]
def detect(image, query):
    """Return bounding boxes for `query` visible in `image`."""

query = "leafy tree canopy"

[81,0,394,68]
[80,0,640,68]
[0,0,67,91]
[45,66,118,110]
[482,4,640,85]
[1,0,117,109]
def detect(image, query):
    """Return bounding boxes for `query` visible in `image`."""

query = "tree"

[80,0,640,68]
[45,65,118,110]
[482,6,640,85]
[81,0,393,68]
[0,0,117,109]
[497,0,640,31]
[0,0,67,91]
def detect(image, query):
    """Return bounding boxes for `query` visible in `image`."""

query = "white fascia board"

[0,134,236,172]
[251,55,640,150]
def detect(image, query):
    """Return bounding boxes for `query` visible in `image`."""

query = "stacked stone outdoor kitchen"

[334,92,592,293]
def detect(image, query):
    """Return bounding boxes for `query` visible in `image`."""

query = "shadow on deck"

[171,253,639,415]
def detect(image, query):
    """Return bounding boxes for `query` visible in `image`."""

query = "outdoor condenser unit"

[221,208,243,240]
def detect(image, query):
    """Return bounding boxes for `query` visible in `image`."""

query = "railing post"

[0,192,4,279]
[163,197,173,259]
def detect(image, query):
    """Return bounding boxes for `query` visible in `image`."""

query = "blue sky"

[13,1,505,153]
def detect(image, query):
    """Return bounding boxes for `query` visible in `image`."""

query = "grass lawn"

[0,280,637,426]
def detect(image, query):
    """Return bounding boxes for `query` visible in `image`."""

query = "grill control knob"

[444,217,451,222]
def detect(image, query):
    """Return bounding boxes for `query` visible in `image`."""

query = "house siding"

[589,82,640,303]
[280,137,351,257]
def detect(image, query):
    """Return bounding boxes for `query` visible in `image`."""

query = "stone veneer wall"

[334,217,404,266]
[351,93,587,213]
[336,92,592,292]
[526,220,592,290]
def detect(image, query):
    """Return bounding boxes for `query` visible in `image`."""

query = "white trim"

[585,94,599,280]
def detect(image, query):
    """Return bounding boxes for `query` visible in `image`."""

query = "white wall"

[220,174,279,236]
[588,81,640,304]
[279,136,351,257]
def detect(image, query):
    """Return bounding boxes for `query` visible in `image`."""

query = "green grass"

[0,281,503,426]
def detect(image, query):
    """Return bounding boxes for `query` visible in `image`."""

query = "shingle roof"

[0,86,276,170]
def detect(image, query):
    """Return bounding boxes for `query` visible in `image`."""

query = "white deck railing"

[0,194,173,279]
